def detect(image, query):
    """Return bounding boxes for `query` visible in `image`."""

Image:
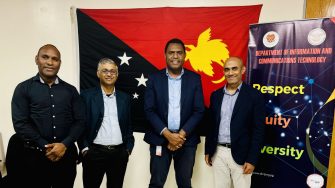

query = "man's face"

[97,63,118,86]
[165,43,185,73]
[35,46,61,79]
[224,58,246,86]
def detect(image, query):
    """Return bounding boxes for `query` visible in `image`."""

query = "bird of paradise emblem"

[185,27,229,84]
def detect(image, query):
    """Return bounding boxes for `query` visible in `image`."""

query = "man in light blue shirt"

[144,38,205,188]
[205,57,265,188]
[79,58,134,188]
[218,84,241,144]
[167,68,183,132]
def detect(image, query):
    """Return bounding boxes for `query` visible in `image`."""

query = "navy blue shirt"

[11,74,85,148]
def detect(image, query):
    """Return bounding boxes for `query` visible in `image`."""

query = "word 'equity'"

[265,114,291,128]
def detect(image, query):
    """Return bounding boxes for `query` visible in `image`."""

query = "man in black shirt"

[11,44,85,188]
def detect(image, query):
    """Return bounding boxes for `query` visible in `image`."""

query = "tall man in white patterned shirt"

[78,58,134,188]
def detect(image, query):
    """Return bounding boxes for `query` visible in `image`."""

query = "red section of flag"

[80,6,262,106]
[331,17,335,24]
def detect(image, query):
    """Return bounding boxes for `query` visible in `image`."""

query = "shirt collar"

[101,87,116,98]
[34,74,60,85]
[223,82,242,95]
[39,76,59,84]
[166,68,184,80]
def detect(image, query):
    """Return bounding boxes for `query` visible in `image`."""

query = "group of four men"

[11,38,265,188]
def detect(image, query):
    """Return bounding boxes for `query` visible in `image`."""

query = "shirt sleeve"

[11,82,49,148]
[62,87,86,148]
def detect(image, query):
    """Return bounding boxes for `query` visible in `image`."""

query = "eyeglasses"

[100,69,118,75]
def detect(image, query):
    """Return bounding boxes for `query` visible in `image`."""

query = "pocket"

[83,147,94,161]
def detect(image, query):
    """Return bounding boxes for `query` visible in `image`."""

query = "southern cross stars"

[118,52,132,66]
[133,92,139,99]
[135,73,148,87]
[117,51,146,100]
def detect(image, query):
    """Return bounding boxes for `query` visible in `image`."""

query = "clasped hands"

[163,129,186,151]
[45,143,67,162]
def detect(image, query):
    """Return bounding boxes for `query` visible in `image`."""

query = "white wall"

[0,0,305,187]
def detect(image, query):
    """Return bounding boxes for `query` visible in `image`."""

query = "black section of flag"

[77,9,158,132]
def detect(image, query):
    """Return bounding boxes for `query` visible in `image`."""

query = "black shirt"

[11,74,85,148]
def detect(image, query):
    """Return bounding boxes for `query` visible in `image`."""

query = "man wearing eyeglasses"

[78,58,134,188]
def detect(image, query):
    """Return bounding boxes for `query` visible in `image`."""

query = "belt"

[92,143,124,150]
[218,143,231,148]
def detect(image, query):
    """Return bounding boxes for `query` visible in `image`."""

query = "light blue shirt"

[166,68,184,131]
[218,84,242,144]
[93,88,123,145]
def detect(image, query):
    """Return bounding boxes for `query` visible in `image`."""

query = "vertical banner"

[248,18,335,188]
[77,6,262,132]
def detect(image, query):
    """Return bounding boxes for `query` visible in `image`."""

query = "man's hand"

[205,154,212,166]
[162,129,185,148]
[45,143,67,162]
[82,150,88,157]
[179,129,187,140]
[243,162,255,174]
[167,143,178,151]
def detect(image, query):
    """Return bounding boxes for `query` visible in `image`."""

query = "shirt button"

[54,136,57,139]
[53,126,56,129]
[53,115,55,118]
[52,105,55,108]
[51,95,54,97]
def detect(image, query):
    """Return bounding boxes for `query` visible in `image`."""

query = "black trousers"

[149,145,197,188]
[82,144,129,188]
[23,144,78,188]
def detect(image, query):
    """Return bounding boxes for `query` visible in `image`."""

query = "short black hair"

[37,44,61,59]
[164,38,185,53]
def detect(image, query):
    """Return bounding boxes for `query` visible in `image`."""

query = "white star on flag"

[135,73,148,87]
[118,52,132,66]
[133,92,139,99]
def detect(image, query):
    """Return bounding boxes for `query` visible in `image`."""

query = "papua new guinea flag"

[77,6,262,132]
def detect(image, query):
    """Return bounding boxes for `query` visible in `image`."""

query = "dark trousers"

[23,144,78,188]
[149,145,197,188]
[82,144,129,188]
